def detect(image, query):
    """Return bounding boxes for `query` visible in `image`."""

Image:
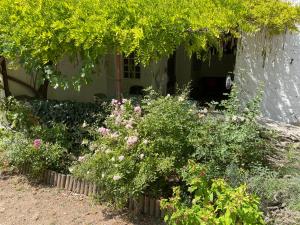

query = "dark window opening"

[124,53,141,79]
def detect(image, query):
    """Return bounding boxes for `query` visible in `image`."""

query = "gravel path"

[0,176,157,225]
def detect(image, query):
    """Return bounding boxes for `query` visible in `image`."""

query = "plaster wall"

[6,54,167,102]
[234,27,300,123]
[7,56,109,102]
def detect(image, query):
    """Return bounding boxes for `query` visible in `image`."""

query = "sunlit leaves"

[0,0,299,89]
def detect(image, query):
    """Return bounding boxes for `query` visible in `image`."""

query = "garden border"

[20,167,164,219]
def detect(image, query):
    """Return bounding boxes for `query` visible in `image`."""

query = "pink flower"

[125,124,133,129]
[134,106,142,115]
[33,139,42,150]
[127,136,139,147]
[78,156,86,162]
[98,127,110,136]
[115,116,122,125]
[112,110,121,116]
[111,99,118,105]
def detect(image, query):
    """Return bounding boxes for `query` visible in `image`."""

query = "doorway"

[190,39,237,103]
[167,52,176,95]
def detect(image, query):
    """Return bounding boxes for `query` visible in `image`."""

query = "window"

[124,53,141,79]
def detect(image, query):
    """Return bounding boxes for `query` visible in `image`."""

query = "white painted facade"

[234,29,300,123]
[234,0,300,123]
[6,54,180,102]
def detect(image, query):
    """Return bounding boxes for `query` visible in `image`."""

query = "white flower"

[110,132,119,139]
[140,154,145,159]
[105,149,112,154]
[78,156,86,162]
[81,139,89,145]
[118,155,125,161]
[113,175,122,181]
[178,96,184,102]
[82,121,88,128]
[143,139,149,145]
[101,173,105,178]
[111,157,115,162]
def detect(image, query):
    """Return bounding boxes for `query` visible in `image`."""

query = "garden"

[0,86,300,224]
[0,0,300,224]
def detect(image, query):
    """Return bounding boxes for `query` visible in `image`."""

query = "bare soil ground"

[0,176,158,225]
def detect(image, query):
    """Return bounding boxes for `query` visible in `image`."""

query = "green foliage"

[29,99,108,127]
[245,144,300,224]
[161,160,265,225]
[188,86,275,178]
[0,0,298,88]
[73,88,274,207]
[28,99,109,155]
[73,93,198,206]
[0,97,39,131]
[0,129,70,178]
[0,97,109,155]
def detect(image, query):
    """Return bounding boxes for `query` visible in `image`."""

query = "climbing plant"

[0,0,299,89]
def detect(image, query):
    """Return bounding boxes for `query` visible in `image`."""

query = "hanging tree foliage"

[0,0,299,89]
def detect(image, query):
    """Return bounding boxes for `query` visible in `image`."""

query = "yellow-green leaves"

[0,0,299,89]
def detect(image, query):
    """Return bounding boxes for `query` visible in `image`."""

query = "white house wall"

[234,28,300,123]
[6,54,168,101]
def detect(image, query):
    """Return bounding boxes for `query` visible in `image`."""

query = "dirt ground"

[0,176,158,225]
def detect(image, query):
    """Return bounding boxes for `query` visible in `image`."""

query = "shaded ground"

[0,176,158,225]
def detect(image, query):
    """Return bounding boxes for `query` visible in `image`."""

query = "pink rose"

[127,136,139,147]
[134,106,142,115]
[98,127,110,136]
[33,139,42,150]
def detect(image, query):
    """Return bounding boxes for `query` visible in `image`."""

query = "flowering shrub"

[0,130,70,179]
[73,91,199,205]
[161,161,265,225]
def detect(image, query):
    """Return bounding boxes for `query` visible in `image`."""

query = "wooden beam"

[0,57,11,97]
[115,53,123,100]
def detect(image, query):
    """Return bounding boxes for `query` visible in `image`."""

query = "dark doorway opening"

[190,39,237,104]
[167,52,176,95]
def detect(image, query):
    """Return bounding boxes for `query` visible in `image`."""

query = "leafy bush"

[0,97,39,131]
[188,86,275,179]
[28,99,109,155]
[0,129,71,179]
[0,97,109,156]
[161,161,265,225]
[28,99,108,128]
[73,91,199,206]
[73,88,275,207]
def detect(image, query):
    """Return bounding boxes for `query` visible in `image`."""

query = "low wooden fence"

[21,167,164,219]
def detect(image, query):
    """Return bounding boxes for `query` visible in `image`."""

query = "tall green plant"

[161,160,265,225]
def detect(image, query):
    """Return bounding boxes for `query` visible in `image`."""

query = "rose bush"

[73,88,275,207]
[73,91,199,206]
[0,129,71,179]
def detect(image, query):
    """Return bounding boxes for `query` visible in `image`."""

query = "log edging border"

[20,167,164,219]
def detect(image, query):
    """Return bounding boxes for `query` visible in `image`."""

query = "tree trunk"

[0,64,8,127]
[37,78,50,99]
